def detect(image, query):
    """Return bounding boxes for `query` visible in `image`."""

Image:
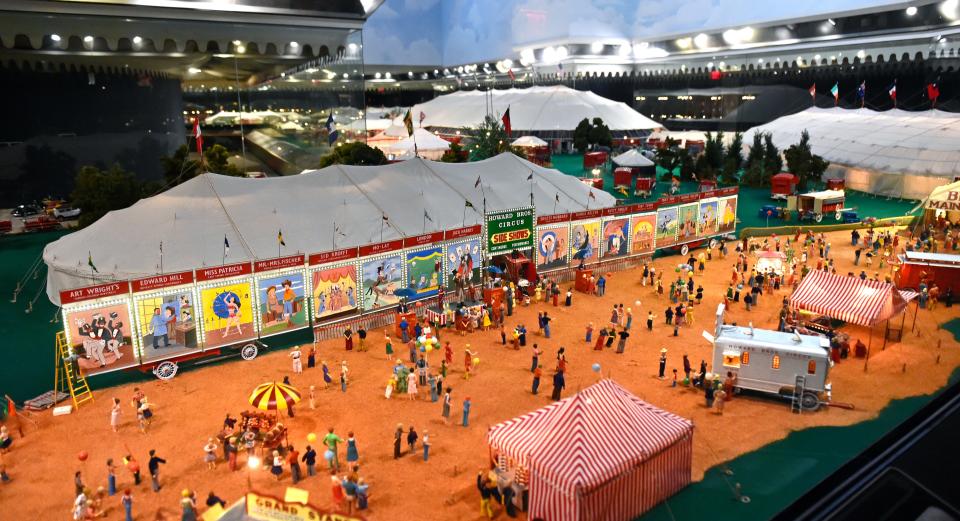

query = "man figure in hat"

[658,348,667,379]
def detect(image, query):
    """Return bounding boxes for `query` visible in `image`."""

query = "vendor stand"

[788,189,849,222]
[896,251,960,294]
[771,173,798,200]
[754,251,787,275]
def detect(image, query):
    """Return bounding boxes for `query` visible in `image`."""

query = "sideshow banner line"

[254,267,310,339]
[131,282,201,364]
[535,223,571,273]
[61,296,140,377]
[196,276,258,349]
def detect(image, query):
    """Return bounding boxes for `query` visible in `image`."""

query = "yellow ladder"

[54,331,94,410]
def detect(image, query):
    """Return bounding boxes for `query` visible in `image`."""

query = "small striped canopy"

[487,379,693,493]
[249,382,301,411]
[790,270,917,327]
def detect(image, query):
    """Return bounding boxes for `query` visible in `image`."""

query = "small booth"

[635,176,656,197]
[698,179,717,192]
[582,151,608,169]
[754,250,787,275]
[512,136,551,166]
[826,178,845,190]
[574,268,594,294]
[771,173,799,200]
[612,149,656,178]
[788,189,847,222]
[395,311,418,339]
[613,167,633,188]
[580,177,604,190]
[896,251,960,294]
[492,252,537,287]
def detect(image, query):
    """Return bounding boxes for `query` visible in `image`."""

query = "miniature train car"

[710,304,831,410]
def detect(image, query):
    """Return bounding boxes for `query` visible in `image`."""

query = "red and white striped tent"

[487,379,693,521]
[790,270,918,326]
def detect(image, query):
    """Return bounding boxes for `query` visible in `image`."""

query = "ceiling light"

[83,35,94,43]
[374,72,381,79]
[692,33,709,49]
[814,54,821,61]
[722,29,739,44]
[707,61,714,68]
[739,27,755,41]
[236,45,246,54]
[342,73,348,79]
[50,34,61,42]
[232,39,242,45]
[827,18,836,26]
[290,41,299,48]
[906,5,918,15]
[305,68,317,73]
[618,44,631,57]
[132,36,142,44]
[856,49,866,59]
[676,37,691,49]
[519,48,535,66]
[941,0,959,19]
[758,58,764,63]
[188,67,201,74]
[555,46,568,60]
[384,72,391,79]
[542,46,557,63]
[503,58,513,69]
[590,41,604,53]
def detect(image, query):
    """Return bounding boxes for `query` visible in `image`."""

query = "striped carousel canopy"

[249,381,301,411]
[487,379,693,494]
[790,270,918,327]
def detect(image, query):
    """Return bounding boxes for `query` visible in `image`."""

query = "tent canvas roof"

[512,136,548,147]
[612,149,655,167]
[789,270,917,326]
[487,379,692,493]
[412,85,662,132]
[43,153,616,305]
[387,127,451,154]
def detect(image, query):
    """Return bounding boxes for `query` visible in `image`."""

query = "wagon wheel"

[240,342,259,360]
[709,238,718,250]
[680,244,689,256]
[153,361,178,381]
[814,213,823,223]
[834,212,842,221]
[801,392,820,410]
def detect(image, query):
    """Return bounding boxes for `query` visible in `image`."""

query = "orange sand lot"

[1,228,957,520]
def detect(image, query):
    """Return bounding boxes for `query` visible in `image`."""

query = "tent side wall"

[824,164,951,201]
[528,430,693,521]
[580,430,693,521]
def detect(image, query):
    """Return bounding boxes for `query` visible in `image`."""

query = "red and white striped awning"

[487,379,693,520]
[790,270,917,326]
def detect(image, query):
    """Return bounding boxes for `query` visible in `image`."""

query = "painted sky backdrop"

[364,0,900,66]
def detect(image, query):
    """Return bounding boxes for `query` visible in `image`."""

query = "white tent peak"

[612,149,655,167]
[512,136,548,147]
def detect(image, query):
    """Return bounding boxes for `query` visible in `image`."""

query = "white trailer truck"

[709,303,831,411]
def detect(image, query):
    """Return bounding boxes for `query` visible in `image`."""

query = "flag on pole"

[382,213,389,221]
[419,111,426,125]
[526,173,533,181]
[507,68,516,81]
[830,82,839,104]
[465,200,475,208]
[808,84,816,99]
[501,106,512,135]
[224,235,230,255]
[588,190,596,200]
[555,193,560,203]
[888,80,897,100]
[424,209,433,222]
[87,251,98,273]
[403,109,414,136]
[193,119,203,155]
[326,114,339,145]
[277,229,285,246]
[474,175,482,189]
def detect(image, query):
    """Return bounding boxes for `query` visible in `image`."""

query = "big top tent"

[411,85,662,135]
[42,153,616,305]
[743,107,960,200]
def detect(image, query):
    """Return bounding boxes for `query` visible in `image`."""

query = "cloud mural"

[363,0,900,66]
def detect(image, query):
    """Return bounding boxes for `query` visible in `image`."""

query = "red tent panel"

[790,270,916,326]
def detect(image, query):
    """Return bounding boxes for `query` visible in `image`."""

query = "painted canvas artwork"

[630,213,656,254]
[536,226,569,270]
[200,281,256,348]
[570,220,600,264]
[65,302,138,375]
[602,218,630,258]
[134,290,198,362]
[361,255,403,310]
[258,272,307,336]
[678,203,700,242]
[718,197,738,234]
[446,238,481,288]
[406,246,443,299]
[698,200,719,236]
[312,265,358,319]
[656,207,679,247]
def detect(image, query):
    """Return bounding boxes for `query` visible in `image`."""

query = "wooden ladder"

[54,331,94,410]
[791,374,806,414]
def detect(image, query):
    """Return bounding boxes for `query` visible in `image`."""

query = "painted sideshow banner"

[65,300,138,375]
[446,238,481,288]
[677,203,700,242]
[257,272,308,337]
[134,289,198,362]
[406,246,443,300]
[361,255,403,310]
[570,220,601,265]
[602,218,630,258]
[630,213,656,255]
[199,280,256,348]
[656,206,680,248]
[536,225,569,271]
[697,199,719,237]
[718,196,738,234]
[312,265,358,320]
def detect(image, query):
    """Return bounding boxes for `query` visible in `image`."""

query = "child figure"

[585,322,594,343]
[203,438,218,470]
[672,369,678,387]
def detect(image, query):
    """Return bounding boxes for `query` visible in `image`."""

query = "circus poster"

[406,246,443,300]
[698,199,719,237]
[602,218,630,258]
[312,264,358,320]
[133,289,198,362]
[677,203,700,242]
[536,225,569,271]
[446,238,481,288]
[656,207,679,248]
[199,280,256,349]
[718,196,738,234]
[570,220,601,265]
[360,255,403,310]
[64,299,139,375]
[257,272,308,337]
[630,213,656,255]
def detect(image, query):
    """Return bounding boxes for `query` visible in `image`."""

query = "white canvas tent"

[412,85,662,133]
[512,136,548,148]
[43,153,615,305]
[386,128,451,160]
[612,149,655,168]
[744,107,960,200]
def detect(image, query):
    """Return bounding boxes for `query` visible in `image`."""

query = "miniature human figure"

[406,369,418,400]
[124,454,141,485]
[672,368,678,387]
[148,449,165,492]
[585,322,594,343]
[532,365,543,395]
[110,397,121,433]
[287,445,302,484]
[407,425,419,454]
[428,373,438,402]
[330,474,345,511]
[464,346,477,379]
[393,424,404,459]
[309,385,316,409]
[461,397,472,427]
[658,348,667,379]
[356,478,369,510]
[203,438,218,470]
[120,489,133,521]
[442,387,452,424]
[106,459,117,496]
[551,370,565,400]
[302,445,317,477]
[289,346,302,374]
[343,327,353,351]
[324,428,344,471]
[384,334,393,359]
[307,344,316,369]
[715,389,727,414]
[270,450,283,480]
[346,433,359,465]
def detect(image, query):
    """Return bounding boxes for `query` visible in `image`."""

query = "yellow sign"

[245,493,363,521]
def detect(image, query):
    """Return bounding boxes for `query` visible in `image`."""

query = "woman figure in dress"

[321,361,332,390]
[270,450,283,480]
[110,397,121,433]
[345,433,359,465]
[406,369,418,400]
[203,438,218,470]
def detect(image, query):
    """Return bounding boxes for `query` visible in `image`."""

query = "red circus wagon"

[486,379,693,521]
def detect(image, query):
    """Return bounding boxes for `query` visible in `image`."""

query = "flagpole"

[159,241,163,275]
[89,251,94,281]
[462,204,467,227]
[332,222,337,250]
[222,238,226,266]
